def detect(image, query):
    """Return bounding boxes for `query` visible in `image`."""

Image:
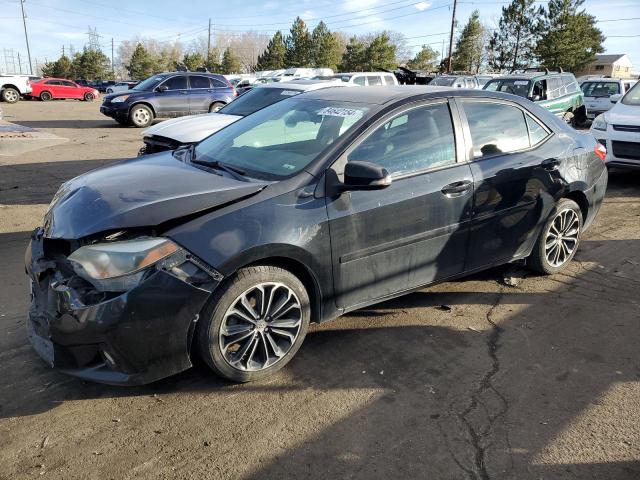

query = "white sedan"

[590,81,640,169]
[140,80,352,155]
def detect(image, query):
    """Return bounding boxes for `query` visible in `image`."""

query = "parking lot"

[1,100,639,479]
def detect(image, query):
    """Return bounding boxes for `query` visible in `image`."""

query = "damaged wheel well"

[564,190,589,222]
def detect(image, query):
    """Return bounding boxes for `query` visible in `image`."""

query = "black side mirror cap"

[157,85,169,92]
[340,161,392,192]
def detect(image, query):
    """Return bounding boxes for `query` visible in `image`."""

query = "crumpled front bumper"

[25,230,217,386]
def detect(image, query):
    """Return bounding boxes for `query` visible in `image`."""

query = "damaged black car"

[26,87,608,385]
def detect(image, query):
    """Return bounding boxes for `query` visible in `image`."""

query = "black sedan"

[26,86,608,385]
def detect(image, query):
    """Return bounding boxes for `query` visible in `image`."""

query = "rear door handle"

[542,158,561,170]
[441,180,472,197]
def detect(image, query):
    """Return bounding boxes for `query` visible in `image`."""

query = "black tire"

[197,265,311,382]
[528,198,583,275]
[209,101,225,113]
[1,87,20,103]
[83,92,95,101]
[40,91,52,101]
[129,104,153,128]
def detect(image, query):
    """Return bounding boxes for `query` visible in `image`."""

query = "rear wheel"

[209,101,225,113]
[129,104,153,127]
[528,198,583,274]
[2,87,20,103]
[40,91,52,101]
[83,92,95,102]
[197,266,310,382]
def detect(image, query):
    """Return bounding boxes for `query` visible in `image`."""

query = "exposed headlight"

[592,115,607,131]
[68,238,180,291]
[111,95,130,103]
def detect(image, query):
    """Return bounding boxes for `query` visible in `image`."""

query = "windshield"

[430,76,456,86]
[581,81,619,97]
[483,78,531,98]
[622,81,640,106]
[194,98,369,180]
[219,87,303,117]
[132,75,166,91]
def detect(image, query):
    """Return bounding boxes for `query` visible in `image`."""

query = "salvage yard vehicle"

[106,81,137,94]
[332,72,398,86]
[580,77,637,120]
[140,79,353,154]
[28,78,100,102]
[590,80,640,169]
[430,74,480,89]
[26,86,607,385]
[483,69,586,125]
[100,71,236,128]
[0,74,32,103]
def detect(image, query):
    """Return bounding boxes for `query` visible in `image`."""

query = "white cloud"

[415,1,432,11]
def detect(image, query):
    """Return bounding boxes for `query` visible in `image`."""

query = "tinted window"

[581,81,620,97]
[384,75,396,85]
[367,76,383,86]
[162,76,187,90]
[348,102,456,175]
[190,76,211,89]
[220,87,302,116]
[526,115,549,145]
[61,81,76,87]
[211,77,229,88]
[45,80,61,85]
[353,76,366,86]
[133,75,166,91]
[462,101,530,158]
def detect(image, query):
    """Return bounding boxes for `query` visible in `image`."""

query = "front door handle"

[441,180,472,197]
[542,158,561,170]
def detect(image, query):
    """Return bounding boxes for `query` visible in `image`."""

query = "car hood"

[143,113,242,144]
[43,153,266,239]
[604,102,640,125]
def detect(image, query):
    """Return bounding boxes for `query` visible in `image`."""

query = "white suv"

[333,72,398,86]
[0,75,33,103]
[580,77,637,120]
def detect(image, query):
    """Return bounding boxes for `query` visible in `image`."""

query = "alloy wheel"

[4,89,18,103]
[545,208,580,268]
[220,282,303,372]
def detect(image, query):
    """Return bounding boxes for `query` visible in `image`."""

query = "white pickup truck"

[0,75,33,103]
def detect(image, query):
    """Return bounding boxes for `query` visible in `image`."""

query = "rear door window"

[190,76,211,89]
[348,102,456,175]
[526,115,550,146]
[353,76,366,86]
[45,80,61,85]
[367,76,383,86]
[212,77,229,88]
[162,76,188,90]
[462,101,531,158]
[384,75,396,85]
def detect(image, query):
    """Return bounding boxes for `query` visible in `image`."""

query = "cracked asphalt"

[1,100,639,479]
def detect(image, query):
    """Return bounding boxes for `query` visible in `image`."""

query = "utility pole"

[18,52,22,74]
[111,37,115,76]
[207,18,212,66]
[62,45,65,57]
[447,0,457,73]
[20,0,33,74]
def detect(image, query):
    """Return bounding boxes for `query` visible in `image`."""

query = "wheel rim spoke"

[220,282,302,372]
[545,208,580,267]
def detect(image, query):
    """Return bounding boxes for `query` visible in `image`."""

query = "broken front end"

[25,229,222,385]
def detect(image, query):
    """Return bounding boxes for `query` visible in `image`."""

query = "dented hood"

[43,153,266,239]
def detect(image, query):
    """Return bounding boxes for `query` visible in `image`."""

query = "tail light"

[594,143,607,162]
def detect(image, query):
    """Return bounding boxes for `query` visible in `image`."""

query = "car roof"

[297,85,479,105]
[258,79,349,91]
[336,72,394,76]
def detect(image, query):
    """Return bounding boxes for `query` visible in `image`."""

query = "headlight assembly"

[592,115,607,131]
[68,238,180,291]
[111,95,130,103]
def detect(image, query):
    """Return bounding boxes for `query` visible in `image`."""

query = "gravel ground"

[0,100,639,480]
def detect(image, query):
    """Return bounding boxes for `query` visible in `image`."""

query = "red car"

[29,78,99,101]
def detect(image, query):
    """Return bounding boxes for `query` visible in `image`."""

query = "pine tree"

[127,43,157,80]
[71,48,111,80]
[535,0,604,72]
[41,55,74,79]
[452,10,485,72]
[406,45,439,71]
[257,31,286,70]
[365,32,397,70]
[220,47,241,74]
[182,52,205,71]
[311,21,342,70]
[285,17,312,68]
[489,0,542,72]
[339,36,367,71]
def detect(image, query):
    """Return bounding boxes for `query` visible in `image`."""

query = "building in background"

[575,54,634,79]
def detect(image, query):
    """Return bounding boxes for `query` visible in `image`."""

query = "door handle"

[542,158,561,170]
[441,180,472,197]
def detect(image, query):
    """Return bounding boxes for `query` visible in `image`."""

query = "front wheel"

[129,104,153,128]
[197,266,310,382]
[1,87,20,103]
[528,198,583,274]
[209,101,225,113]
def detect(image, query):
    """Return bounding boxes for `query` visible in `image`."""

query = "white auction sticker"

[280,90,299,96]
[514,80,529,86]
[317,107,361,118]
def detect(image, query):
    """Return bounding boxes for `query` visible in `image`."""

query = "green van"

[483,69,585,125]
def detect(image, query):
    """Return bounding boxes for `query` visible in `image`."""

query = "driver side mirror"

[340,161,392,191]
[156,85,169,92]
[610,93,622,103]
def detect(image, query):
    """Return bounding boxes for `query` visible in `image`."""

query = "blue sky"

[1,0,639,72]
